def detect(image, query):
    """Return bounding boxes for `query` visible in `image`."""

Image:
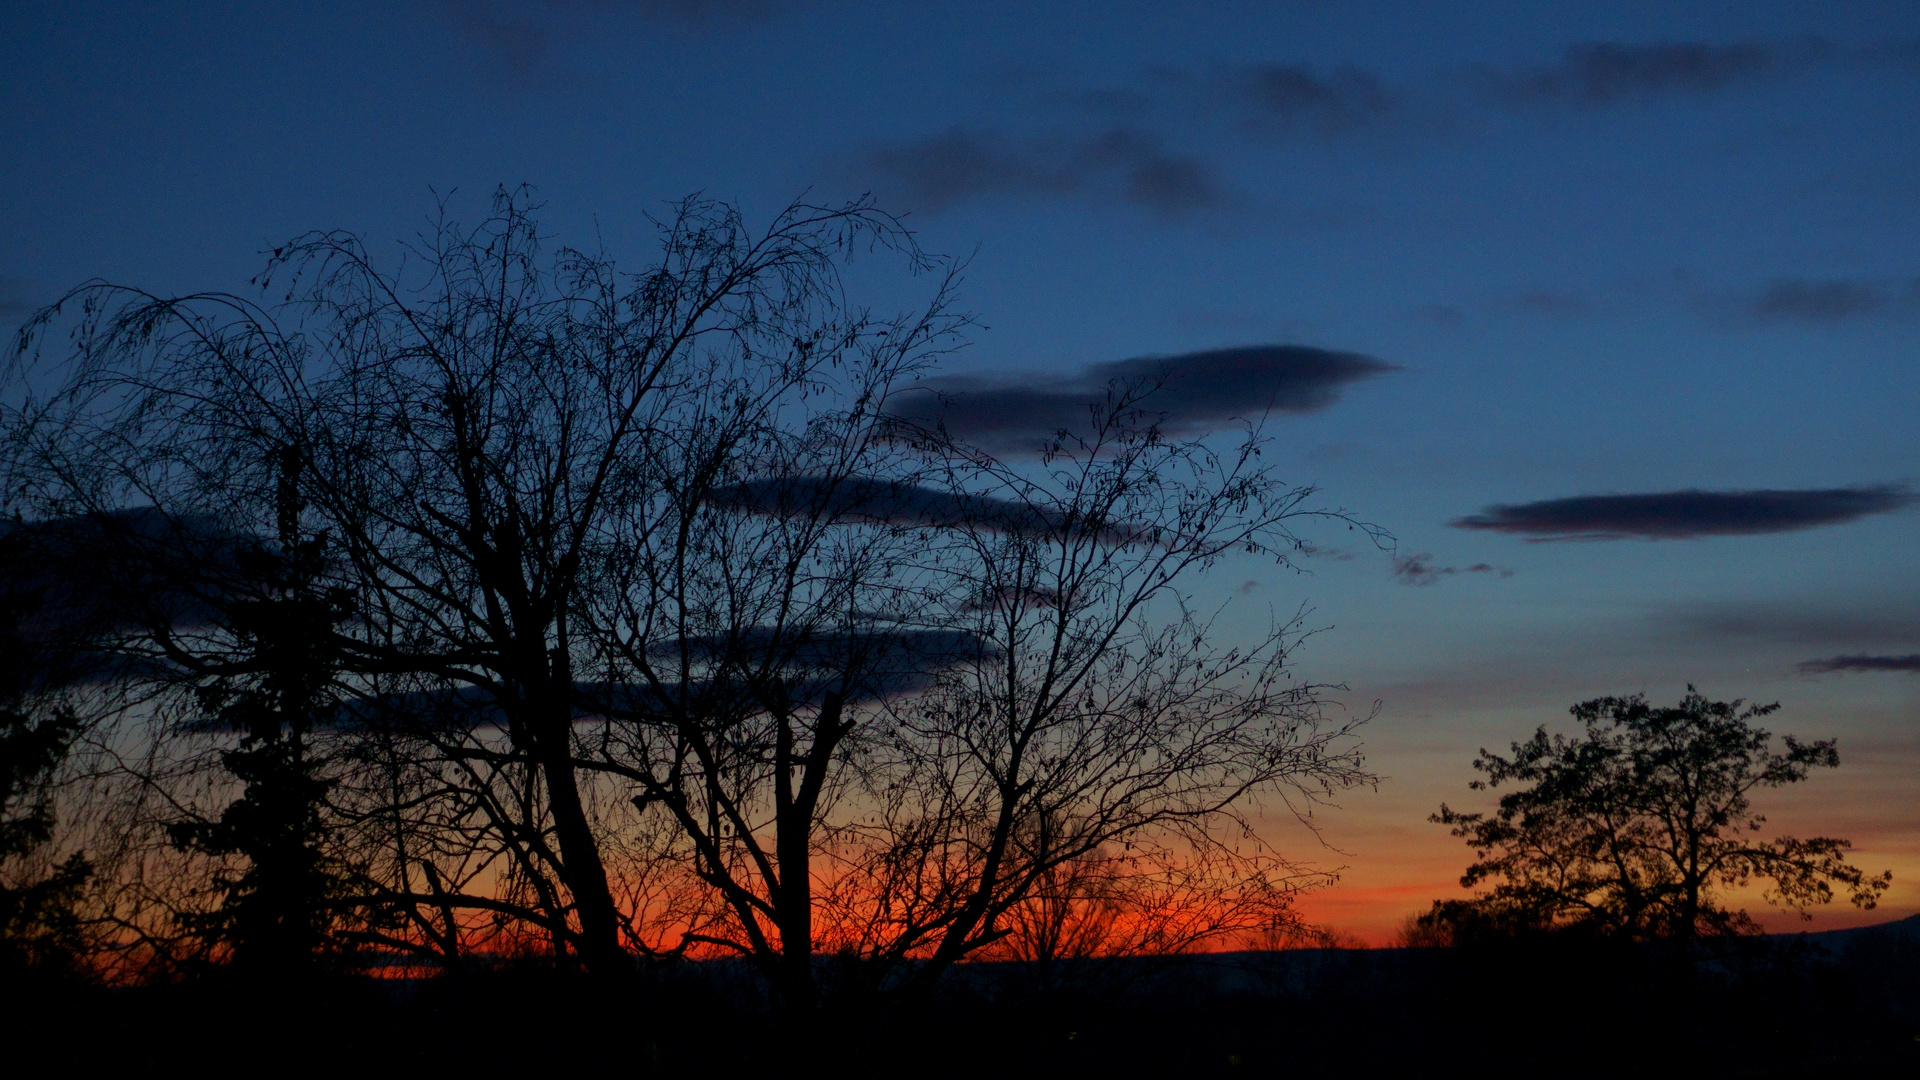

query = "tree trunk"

[772,704,816,1011]
[768,691,849,1011]
[533,649,625,978]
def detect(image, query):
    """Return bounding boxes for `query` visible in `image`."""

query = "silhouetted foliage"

[0,575,92,977]
[164,449,351,974]
[1420,688,1890,943]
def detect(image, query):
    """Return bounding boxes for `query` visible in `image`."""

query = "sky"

[4,0,1917,942]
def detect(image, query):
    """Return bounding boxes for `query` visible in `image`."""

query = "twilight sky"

[5,0,1917,941]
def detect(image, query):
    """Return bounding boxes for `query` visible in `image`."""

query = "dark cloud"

[1452,485,1916,541]
[1233,63,1396,135]
[858,126,1230,217]
[1509,290,1588,318]
[319,642,971,733]
[707,476,1145,543]
[1799,654,1920,675]
[1390,553,1511,587]
[1483,41,1797,106]
[0,275,37,318]
[848,37,1920,216]
[0,509,271,690]
[962,585,1067,613]
[886,344,1392,451]
[647,627,987,676]
[1657,600,1920,648]
[851,60,1402,216]
[1744,278,1919,323]
[617,0,776,20]
[0,508,250,631]
[1411,304,1464,328]
[435,0,775,75]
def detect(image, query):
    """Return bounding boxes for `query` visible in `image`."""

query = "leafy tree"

[1423,688,1890,942]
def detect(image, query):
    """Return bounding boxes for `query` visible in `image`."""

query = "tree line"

[0,189,1374,1004]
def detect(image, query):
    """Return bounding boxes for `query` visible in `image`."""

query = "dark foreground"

[8,918,1918,1078]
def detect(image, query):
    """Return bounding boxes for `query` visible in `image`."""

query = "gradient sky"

[5,0,1918,942]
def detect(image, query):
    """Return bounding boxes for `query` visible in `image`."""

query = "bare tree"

[556,345,978,1008]
[3,187,964,978]
[979,842,1325,998]
[701,386,1380,999]
[5,189,1374,1013]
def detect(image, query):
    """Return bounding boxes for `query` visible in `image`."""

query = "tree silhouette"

[0,540,92,977]
[5,189,1373,1010]
[572,381,1377,1007]
[6,187,966,980]
[1423,688,1890,942]
[818,388,1376,997]
[165,448,350,975]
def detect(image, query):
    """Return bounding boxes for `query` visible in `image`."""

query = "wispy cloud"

[885,344,1393,451]
[1507,290,1589,318]
[1452,485,1916,541]
[0,275,37,319]
[845,37,1913,218]
[1656,599,1920,648]
[1230,63,1399,136]
[1799,653,1920,674]
[1390,553,1511,587]
[434,0,777,76]
[1476,41,1807,106]
[858,126,1231,217]
[1739,277,1920,323]
[647,627,987,672]
[707,476,1145,542]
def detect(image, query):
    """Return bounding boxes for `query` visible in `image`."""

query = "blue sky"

[5,0,1917,938]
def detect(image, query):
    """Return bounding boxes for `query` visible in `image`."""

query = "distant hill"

[1774,912,1920,953]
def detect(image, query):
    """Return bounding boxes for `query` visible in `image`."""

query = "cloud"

[707,476,1145,542]
[1798,654,1920,675]
[618,0,776,20]
[1481,41,1800,106]
[1410,304,1464,328]
[0,275,37,318]
[0,508,270,689]
[320,639,971,732]
[886,344,1392,450]
[0,508,250,628]
[1508,290,1588,318]
[848,37,1914,216]
[1656,600,1920,648]
[435,0,776,75]
[850,61,1402,216]
[1743,277,1920,323]
[858,126,1230,216]
[1390,553,1511,587]
[648,627,986,673]
[962,584,1066,613]
[1232,63,1397,136]
[1451,485,1916,541]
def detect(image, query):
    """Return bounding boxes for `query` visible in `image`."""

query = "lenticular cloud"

[886,344,1392,451]
[1451,485,1915,541]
